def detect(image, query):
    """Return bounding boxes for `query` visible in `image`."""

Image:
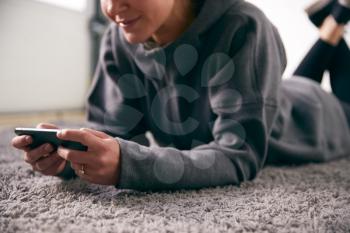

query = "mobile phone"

[14,128,88,151]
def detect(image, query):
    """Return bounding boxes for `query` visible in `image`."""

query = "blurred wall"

[1,0,349,113]
[0,0,94,113]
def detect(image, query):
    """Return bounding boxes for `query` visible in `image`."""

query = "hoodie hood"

[117,0,242,79]
[188,0,242,35]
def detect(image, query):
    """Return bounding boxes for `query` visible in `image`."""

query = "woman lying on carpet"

[11,0,350,190]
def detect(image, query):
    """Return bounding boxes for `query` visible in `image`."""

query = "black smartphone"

[14,128,88,151]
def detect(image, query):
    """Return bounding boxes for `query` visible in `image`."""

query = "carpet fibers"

[0,126,350,233]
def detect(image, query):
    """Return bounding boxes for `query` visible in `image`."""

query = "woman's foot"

[331,0,350,24]
[305,0,336,27]
[306,0,350,26]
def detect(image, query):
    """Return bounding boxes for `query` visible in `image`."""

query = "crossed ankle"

[320,16,345,45]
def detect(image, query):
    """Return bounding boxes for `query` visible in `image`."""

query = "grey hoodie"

[59,0,350,190]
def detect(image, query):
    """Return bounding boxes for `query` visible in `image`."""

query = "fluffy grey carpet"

[1,124,350,233]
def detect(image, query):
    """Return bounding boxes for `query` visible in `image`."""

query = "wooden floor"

[0,110,85,129]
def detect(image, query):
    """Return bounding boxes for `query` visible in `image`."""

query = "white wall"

[35,0,87,12]
[0,0,93,113]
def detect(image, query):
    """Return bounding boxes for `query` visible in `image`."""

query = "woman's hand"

[56,128,121,186]
[11,123,67,176]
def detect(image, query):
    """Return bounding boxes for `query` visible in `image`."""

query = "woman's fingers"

[38,158,66,176]
[34,153,62,171]
[57,146,96,165]
[24,143,55,164]
[36,123,59,129]
[71,162,87,174]
[11,135,32,151]
[70,162,80,171]
[12,123,66,177]
[11,123,59,152]
[70,162,95,182]
[57,129,103,151]
[80,128,109,139]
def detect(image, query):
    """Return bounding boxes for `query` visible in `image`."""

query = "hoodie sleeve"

[115,11,287,191]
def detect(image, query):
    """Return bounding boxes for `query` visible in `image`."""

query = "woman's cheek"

[100,1,114,21]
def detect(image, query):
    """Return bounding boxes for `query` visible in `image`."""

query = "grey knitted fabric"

[1,125,350,233]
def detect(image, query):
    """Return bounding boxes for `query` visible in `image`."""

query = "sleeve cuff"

[115,137,158,190]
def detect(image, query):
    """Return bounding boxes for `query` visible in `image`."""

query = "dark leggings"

[293,38,350,125]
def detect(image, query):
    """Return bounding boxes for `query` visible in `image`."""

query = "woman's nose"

[106,0,128,16]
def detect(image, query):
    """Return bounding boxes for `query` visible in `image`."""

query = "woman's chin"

[123,32,150,44]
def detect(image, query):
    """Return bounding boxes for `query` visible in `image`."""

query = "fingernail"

[57,130,63,137]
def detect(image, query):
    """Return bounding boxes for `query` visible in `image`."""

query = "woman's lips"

[117,16,141,29]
